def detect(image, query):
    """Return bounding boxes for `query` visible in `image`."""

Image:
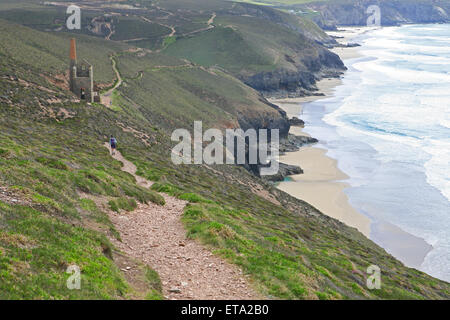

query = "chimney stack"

[70,38,77,61]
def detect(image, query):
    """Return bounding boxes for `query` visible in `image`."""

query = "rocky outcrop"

[280,134,318,154]
[303,0,450,28]
[289,117,305,127]
[262,162,303,182]
[224,2,338,46]
[260,132,319,182]
[237,97,291,140]
[243,69,316,97]
[241,48,345,98]
[88,15,114,38]
[212,2,347,98]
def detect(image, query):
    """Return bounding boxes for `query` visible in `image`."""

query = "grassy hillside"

[163,14,322,74]
[233,0,319,5]
[0,12,449,300]
[0,18,126,84]
[165,25,277,74]
[163,8,343,95]
[0,18,169,299]
[113,50,287,131]
[237,0,450,28]
[110,16,171,42]
[0,0,341,96]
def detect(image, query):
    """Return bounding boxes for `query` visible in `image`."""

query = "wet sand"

[271,27,433,268]
[278,147,371,237]
[271,75,372,237]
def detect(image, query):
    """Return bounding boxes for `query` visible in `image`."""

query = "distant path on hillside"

[105,25,115,40]
[167,25,176,37]
[101,56,122,107]
[117,16,176,45]
[208,12,217,26]
[104,144,261,300]
[181,12,216,37]
[141,16,176,38]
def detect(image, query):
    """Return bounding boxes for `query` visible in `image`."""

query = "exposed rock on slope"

[1,9,450,300]
[237,97,290,139]
[224,2,337,45]
[106,147,261,300]
[159,3,345,97]
[243,50,344,98]
[304,0,450,29]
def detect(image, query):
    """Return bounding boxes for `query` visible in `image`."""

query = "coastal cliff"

[225,2,338,46]
[237,97,291,139]
[163,2,346,98]
[242,49,345,98]
[2,0,449,300]
[303,0,450,29]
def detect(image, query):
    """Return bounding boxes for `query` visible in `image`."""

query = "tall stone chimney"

[68,38,96,103]
[70,38,77,61]
[69,38,77,92]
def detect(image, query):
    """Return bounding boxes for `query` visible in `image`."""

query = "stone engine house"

[69,38,99,103]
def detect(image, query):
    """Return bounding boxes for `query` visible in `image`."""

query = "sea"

[300,24,450,282]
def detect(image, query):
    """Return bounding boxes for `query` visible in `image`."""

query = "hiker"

[110,135,117,155]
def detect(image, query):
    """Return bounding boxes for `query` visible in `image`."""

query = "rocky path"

[208,12,217,26]
[181,12,216,37]
[101,56,122,108]
[105,145,261,300]
[141,16,176,38]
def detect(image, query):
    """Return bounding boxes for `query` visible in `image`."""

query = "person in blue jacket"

[109,135,117,155]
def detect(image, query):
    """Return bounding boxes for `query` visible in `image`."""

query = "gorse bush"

[0,4,448,300]
[108,197,137,213]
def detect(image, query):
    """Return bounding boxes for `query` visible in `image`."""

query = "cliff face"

[220,2,346,97]
[225,2,337,46]
[2,3,450,301]
[164,2,346,99]
[237,97,291,138]
[305,0,450,29]
[242,48,345,97]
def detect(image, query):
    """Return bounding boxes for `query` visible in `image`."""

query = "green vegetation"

[176,197,448,299]
[0,0,44,10]
[233,0,326,5]
[110,16,171,42]
[0,17,165,299]
[162,35,177,48]
[165,25,276,74]
[0,103,166,298]
[0,19,126,84]
[113,50,282,131]
[163,12,330,78]
[0,0,449,300]
[178,193,213,204]
[0,203,127,299]
[151,183,213,204]
[144,267,164,300]
[108,198,138,213]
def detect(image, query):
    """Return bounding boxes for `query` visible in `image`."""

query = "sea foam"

[303,24,450,281]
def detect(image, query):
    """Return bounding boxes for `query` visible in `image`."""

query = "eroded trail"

[101,57,122,108]
[105,144,261,300]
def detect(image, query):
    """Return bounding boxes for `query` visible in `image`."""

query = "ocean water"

[301,24,450,282]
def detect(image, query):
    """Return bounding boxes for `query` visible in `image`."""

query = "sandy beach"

[272,69,372,237]
[278,147,372,237]
[271,27,433,268]
[327,26,376,60]
[269,28,370,234]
